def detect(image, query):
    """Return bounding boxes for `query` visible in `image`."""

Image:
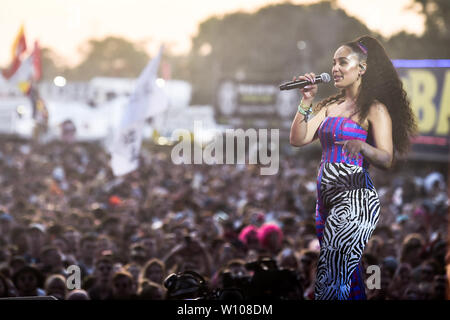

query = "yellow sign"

[400,69,450,136]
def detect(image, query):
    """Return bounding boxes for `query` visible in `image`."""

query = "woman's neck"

[344,79,361,101]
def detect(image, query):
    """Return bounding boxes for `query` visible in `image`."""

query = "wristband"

[298,101,313,121]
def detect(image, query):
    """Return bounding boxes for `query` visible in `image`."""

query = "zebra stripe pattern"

[315,162,380,300]
[314,116,380,300]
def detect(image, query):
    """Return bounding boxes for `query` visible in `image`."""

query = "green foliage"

[37,0,450,103]
[415,0,450,57]
[386,0,450,59]
[40,47,66,80]
[416,0,450,38]
[163,52,190,81]
[66,36,150,80]
[188,1,375,104]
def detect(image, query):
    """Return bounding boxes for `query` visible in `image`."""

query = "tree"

[40,47,67,80]
[67,36,150,80]
[161,46,191,81]
[415,0,450,38]
[385,32,424,59]
[188,1,376,104]
[387,0,450,59]
[414,0,450,57]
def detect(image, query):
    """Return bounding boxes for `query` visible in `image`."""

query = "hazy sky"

[0,0,425,66]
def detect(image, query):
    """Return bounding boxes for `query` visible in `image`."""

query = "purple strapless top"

[318,116,371,169]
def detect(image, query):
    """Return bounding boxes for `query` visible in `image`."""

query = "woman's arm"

[289,105,326,147]
[362,101,394,169]
[289,72,326,147]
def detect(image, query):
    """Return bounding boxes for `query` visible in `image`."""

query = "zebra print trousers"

[314,162,380,300]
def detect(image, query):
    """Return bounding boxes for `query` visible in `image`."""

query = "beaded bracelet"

[298,101,313,122]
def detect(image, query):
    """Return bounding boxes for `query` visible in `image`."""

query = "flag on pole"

[32,41,42,81]
[11,24,27,59]
[1,57,22,79]
[7,41,41,94]
[161,61,172,80]
[1,24,27,79]
[110,45,168,176]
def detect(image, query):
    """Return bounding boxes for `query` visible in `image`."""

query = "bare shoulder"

[320,101,338,117]
[368,100,391,122]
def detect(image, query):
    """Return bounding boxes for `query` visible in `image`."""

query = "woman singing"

[289,35,417,300]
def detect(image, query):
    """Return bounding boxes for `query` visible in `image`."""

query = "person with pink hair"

[238,225,259,251]
[257,223,284,255]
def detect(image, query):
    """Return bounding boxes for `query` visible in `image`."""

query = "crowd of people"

[0,135,448,300]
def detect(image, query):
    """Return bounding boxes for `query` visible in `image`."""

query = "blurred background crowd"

[0,0,449,301]
[0,137,447,300]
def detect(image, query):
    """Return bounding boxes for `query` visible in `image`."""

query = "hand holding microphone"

[295,72,319,100]
[280,72,331,100]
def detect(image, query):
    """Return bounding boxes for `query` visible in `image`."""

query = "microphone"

[279,73,331,90]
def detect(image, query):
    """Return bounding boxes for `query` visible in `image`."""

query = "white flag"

[8,54,33,82]
[1,54,33,92]
[110,45,167,176]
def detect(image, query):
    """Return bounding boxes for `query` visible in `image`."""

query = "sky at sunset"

[0,0,425,66]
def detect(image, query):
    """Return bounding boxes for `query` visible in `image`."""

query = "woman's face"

[332,45,362,89]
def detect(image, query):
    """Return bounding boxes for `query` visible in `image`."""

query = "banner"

[110,45,167,176]
[215,80,297,129]
[394,60,450,161]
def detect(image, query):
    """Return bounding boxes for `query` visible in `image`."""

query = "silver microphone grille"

[320,73,331,83]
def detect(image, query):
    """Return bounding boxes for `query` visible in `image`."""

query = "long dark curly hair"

[314,35,417,156]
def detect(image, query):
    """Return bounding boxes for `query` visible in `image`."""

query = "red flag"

[32,41,41,81]
[11,24,27,60]
[162,61,171,80]
[1,25,27,79]
[4,41,42,94]
[1,57,21,79]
